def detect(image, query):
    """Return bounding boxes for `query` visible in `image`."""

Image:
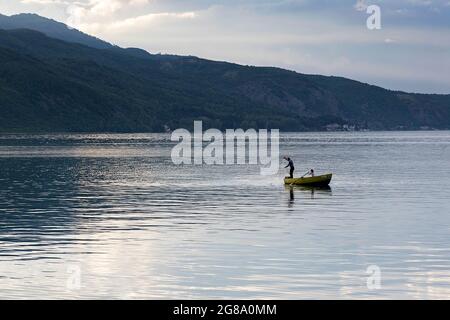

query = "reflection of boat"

[285,185,332,192]
[285,184,332,204]
[284,174,332,187]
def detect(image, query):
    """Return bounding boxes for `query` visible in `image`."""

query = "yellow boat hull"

[284,174,332,187]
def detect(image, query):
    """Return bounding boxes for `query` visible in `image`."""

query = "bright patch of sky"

[1,0,449,93]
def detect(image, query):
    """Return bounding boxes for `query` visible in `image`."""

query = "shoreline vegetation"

[0,14,449,134]
[0,128,448,136]
[0,121,447,134]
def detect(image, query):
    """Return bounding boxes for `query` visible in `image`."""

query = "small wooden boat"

[284,173,332,187]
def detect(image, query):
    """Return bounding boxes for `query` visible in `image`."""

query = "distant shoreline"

[1,129,449,135]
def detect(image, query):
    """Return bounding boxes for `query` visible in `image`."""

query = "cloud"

[109,11,196,30]
[406,0,433,6]
[21,0,70,4]
[64,0,198,34]
[66,0,150,27]
[354,0,368,12]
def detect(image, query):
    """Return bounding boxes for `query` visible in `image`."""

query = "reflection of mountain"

[1,14,450,132]
[0,157,82,240]
[0,153,141,248]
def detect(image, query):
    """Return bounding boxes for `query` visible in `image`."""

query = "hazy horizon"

[1,0,449,94]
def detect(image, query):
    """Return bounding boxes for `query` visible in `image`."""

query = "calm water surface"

[0,131,449,299]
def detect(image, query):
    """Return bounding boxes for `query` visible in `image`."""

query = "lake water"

[0,131,449,299]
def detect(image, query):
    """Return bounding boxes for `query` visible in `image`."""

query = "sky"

[1,0,449,94]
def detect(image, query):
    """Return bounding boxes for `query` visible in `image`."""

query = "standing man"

[284,156,295,179]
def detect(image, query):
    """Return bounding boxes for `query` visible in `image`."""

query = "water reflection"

[1,132,450,299]
[286,185,332,206]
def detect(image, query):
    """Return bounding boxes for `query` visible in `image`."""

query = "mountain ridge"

[0,13,114,49]
[0,14,449,133]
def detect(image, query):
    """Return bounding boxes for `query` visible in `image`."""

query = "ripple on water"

[0,132,450,298]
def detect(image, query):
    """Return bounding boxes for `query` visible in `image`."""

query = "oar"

[301,170,311,178]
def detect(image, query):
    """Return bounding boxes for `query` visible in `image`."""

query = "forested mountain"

[0,13,112,49]
[0,14,449,132]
